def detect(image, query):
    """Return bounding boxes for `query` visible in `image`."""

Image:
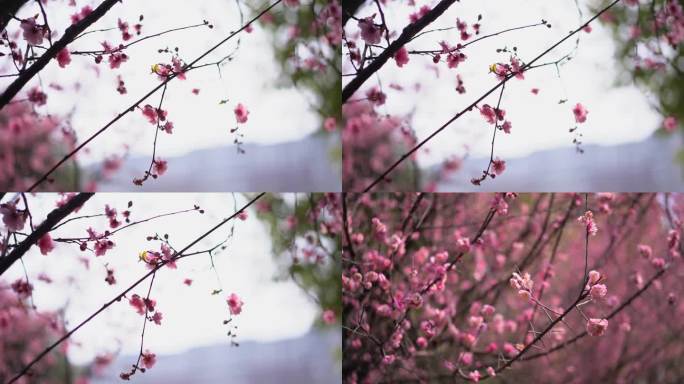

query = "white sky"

[344,0,662,167]
[1,193,318,365]
[4,0,319,165]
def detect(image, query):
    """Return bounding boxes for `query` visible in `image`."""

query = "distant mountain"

[90,330,341,384]
[437,135,684,191]
[91,136,341,192]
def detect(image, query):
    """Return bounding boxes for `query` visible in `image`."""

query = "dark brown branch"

[342,0,366,27]
[342,0,460,102]
[0,0,122,110]
[522,266,668,362]
[0,193,93,276]
[0,0,29,33]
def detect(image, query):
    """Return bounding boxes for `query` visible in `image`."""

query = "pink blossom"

[162,121,174,134]
[56,48,72,68]
[590,284,607,300]
[38,234,55,255]
[358,16,382,45]
[510,56,524,79]
[531,88,539,95]
[455,74,466,94]
[28,87,47,106]
[227,293,244,315]
[94,239,114,256]
[151,312,163,325]
[108,52,128,69]
[1,202,27,231]
[141,350,156,369]
[481,304,495,318]
[20,18,45,45]
[447,52,467,68]
[71,6,93,24]
[394,46,410,67]
[586,318,608,336]
[578,211,598,236]
[573,103,589,123]
[237,211,248,221]
[638,244,652,259]
[234,103,249,124]
[129,294,146,315]
[480,104,497,124]
[322,309,336,324]
[460,352,473,365]
[11,279,33,298]
[588,270,601,285]
[492,158,506,176]
[365,87,386,105]
[468,370,481,382]
[105,269,116,285]
[456,237,471,253]
[664,116,678,132]
[651,257,665,269]
[409,6,431,23]
[153,159,168,176]
[141,105,159,124]
[382,354,396,365]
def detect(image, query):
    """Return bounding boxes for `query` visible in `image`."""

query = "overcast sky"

[1,193,318,365]
[344,0,663,167]
[4,0,319,165]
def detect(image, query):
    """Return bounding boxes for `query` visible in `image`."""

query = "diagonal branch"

[24,0,282,192]
[0,0,122,110]
[0,192,93,276]
[7,192,265,384]
[0,0,29,33]
[361,0,622,192]
[342,0,460,102]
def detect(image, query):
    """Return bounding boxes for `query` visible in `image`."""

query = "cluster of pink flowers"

[510,271,534,301]
[0,289,64,377]
[20,17,46,45]
[1,201,27,231]
[358,16,383,45]
[577,210,598,236]
[343,193,684,383]
[0,102,77,190]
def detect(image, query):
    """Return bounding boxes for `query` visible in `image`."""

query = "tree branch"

[0,0,122,111]
[361,0,622,192]
[24,0,282,192]
[0,192,93,276]
[342,0,460,102]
